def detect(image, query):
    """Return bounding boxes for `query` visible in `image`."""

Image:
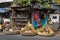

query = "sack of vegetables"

[13,0,30,6]
[20,21,37,36]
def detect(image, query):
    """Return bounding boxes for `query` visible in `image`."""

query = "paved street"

[0,35,60,40]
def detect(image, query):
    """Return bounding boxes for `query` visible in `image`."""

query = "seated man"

[37,19,42,29]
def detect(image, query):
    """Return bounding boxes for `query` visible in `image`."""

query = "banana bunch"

[13,0,30,6]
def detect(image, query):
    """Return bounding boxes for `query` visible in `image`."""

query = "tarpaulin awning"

[0,0,13,3]
[0,8,9,13]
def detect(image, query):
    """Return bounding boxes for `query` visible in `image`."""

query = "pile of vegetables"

[20,21,37,36]
[37,0,43,3]
[13,0,31,6]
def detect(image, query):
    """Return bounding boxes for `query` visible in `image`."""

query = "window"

[53,16,57,19]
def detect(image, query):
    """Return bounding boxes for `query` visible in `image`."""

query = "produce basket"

[3,30,20,35]
[20,21,37,36]
[37,31,54,37]
[20,30,37,36]
[37,24,55,37]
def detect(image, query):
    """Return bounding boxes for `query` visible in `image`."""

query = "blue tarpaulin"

[0,0,13,3]
[0,8,8,13]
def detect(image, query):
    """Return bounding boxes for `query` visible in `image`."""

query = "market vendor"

[3,18,10,25]
[40,12,49,27]
[33,11,40,29]
[37,19,42,29]
[3,18,10,29]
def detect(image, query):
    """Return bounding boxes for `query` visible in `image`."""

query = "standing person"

[48,17,51,24]
[3,17,10,30]
[40,13,46,27]
[33,11,40,29]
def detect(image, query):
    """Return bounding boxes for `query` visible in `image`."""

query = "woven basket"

[37,32,55,37]
[3,30,20,35]
[20,31,37,36]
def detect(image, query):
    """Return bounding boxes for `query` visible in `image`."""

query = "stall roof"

[0,0,13,3]
[0,8,9,13]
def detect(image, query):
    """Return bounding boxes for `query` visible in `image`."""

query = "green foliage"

[13,0,31,6]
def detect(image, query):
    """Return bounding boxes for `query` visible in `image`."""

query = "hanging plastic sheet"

[0,8,8,13]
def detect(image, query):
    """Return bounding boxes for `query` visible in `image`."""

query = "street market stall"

[0,8,10,32]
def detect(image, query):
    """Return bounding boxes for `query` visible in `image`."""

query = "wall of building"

[49,14,60,30]
[50,14,59,24]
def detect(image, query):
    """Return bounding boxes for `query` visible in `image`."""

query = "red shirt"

[34,11,40,21]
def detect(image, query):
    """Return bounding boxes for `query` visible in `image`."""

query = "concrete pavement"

[0,35,60,40]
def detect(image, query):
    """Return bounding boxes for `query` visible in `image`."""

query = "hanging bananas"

[13,0,31,6]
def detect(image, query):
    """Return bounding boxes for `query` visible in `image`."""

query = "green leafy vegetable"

[13,0,30,6]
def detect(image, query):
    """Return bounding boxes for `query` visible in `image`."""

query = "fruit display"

[20,21,37,36]
[37,24,55,36]
[13,0,30,6]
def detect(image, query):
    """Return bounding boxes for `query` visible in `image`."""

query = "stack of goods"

[20,21,37,36]
[13,0,30,6]
[37,24,55,36]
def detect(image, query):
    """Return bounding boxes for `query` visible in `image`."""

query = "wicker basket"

[37,32,55,37]
[20,31,37,36]
[3,30,20,35]
[36,24,55,37]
